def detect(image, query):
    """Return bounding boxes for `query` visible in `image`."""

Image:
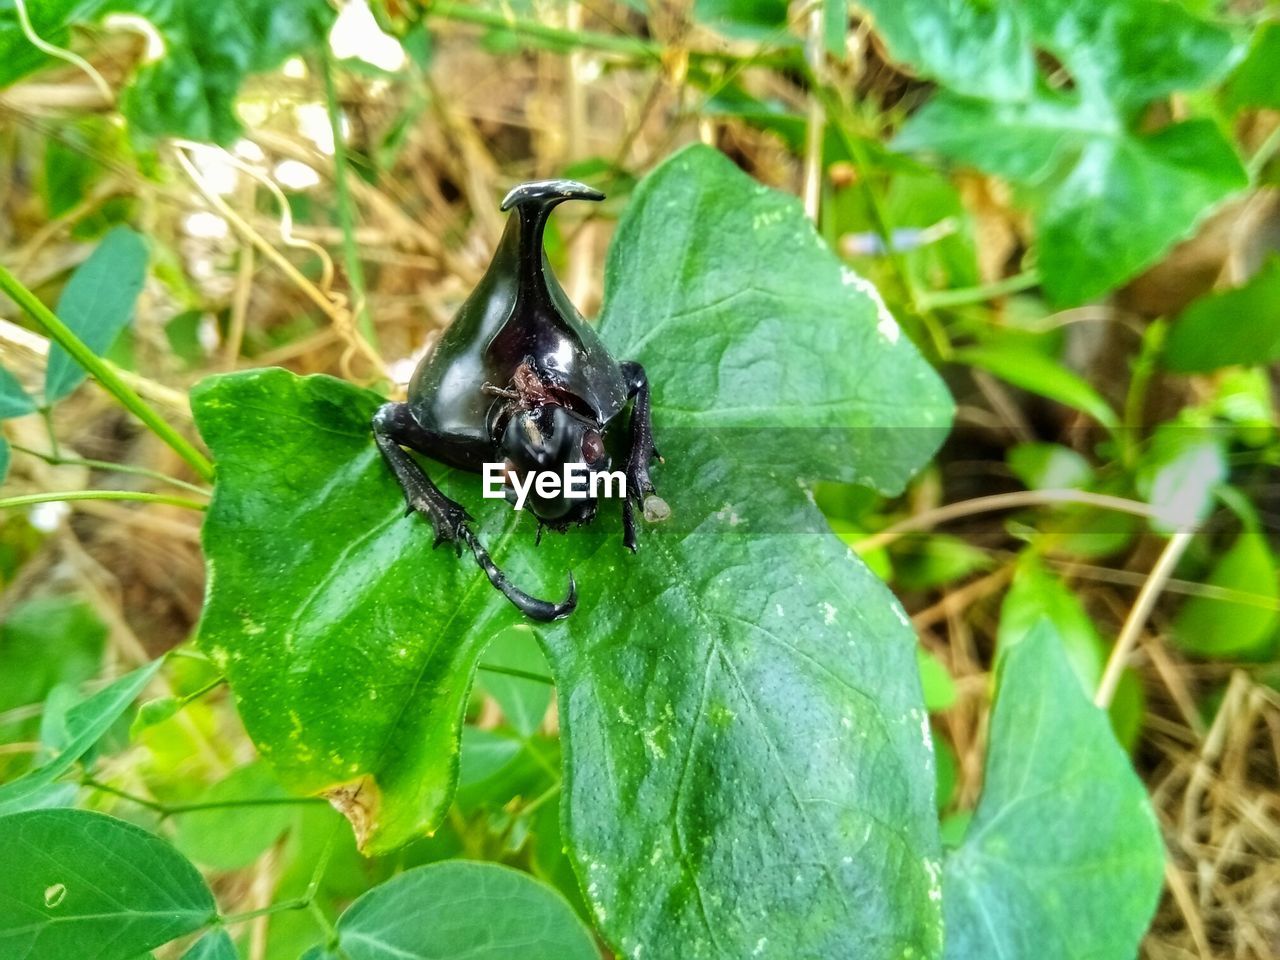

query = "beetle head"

[500,403,610,524]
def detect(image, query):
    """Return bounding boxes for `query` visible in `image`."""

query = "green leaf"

[193,145,953,957]
[327,862,597,960]
[0,436,7,484]
[917,646,957,712]
[1172,533,1279,658]
[893,534,991,589]
[0,809,215,959]
[999,555,1105,691]
[0,660,162,815]
[943,623,1164,959]
[476,625,552,738]
[0,364,36,419]
[45,226,148,404]
[0,0,111,88]
[955,344,1119,430]
[857,0,1032,100]
[1224,21,1280,111]
[1134,419,1227,532]
[182,929,238,960]
[693,0,792,41]
[0,597,107,779]
[120,0,337,143]
[1007,442,1092,491]
[174,762,296,870]
[1165,258,1280,372]
[894,0,1246,305]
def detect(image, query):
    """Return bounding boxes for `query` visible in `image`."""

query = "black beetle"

[373,180,660,621]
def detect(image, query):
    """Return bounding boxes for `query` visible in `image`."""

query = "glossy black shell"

[405,181,627,470]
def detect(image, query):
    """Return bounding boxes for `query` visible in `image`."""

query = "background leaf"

[0,364,36,419]
[1164,258,1280,372]
[955,344,1119,431]
[0,659,161,815]
[327,861,598,960]
[181,929,238,960]
[45,226,148,404]
[894,0,1245,304]
[1172,533,1279,658]
[942,623,1164,959]
[0,809,215,959]
[173,762,296,870]
[120,0,337,143]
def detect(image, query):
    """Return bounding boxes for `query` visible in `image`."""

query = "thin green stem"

[0,265,215,482]
[321,50,379,352]
[519,780,562,819]
[82,776,327,817]
[1121,318,1166,469]
[10,442,211,496]
[1248,121,1280,179]
[0,490,207,511]
[220,825,340,927]
[426,0,797,68]
[476,663,555,685]
[915,270,1043,310]
[40,406,60,459]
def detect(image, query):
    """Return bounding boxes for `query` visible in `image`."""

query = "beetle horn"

[500,179,604,211]
[458,526,577,621]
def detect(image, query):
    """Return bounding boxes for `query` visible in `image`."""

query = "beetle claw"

[458,526,577,621]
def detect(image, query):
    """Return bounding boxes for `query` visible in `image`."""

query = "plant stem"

[0,266,215,482]
[321,50,379,352]
[1120,318,1166,468]
[915,270,1042,310]
[0,490,207,511]
[477,663,555,685]
[1095,530,1195,708]
[82,776,327,816]
[426,0,798,68]
[10,442,212,496]
[853,488,1159,554]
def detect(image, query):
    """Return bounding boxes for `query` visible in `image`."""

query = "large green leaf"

[194,145,953,957]
[0,660,162,815]
[1165,258,1280,372]
[320,862,598,960]
[894,0,1246,304]
[942,623,1164,959]
[0,809,215,959]
[45,226,148,404]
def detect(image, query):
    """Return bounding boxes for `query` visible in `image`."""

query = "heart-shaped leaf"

[942,623,1164,959]
[193,144,954,957]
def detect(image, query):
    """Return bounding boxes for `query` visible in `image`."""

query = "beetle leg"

[373,402,576,621]
[373,403,473,550]
[619,361,662,552]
